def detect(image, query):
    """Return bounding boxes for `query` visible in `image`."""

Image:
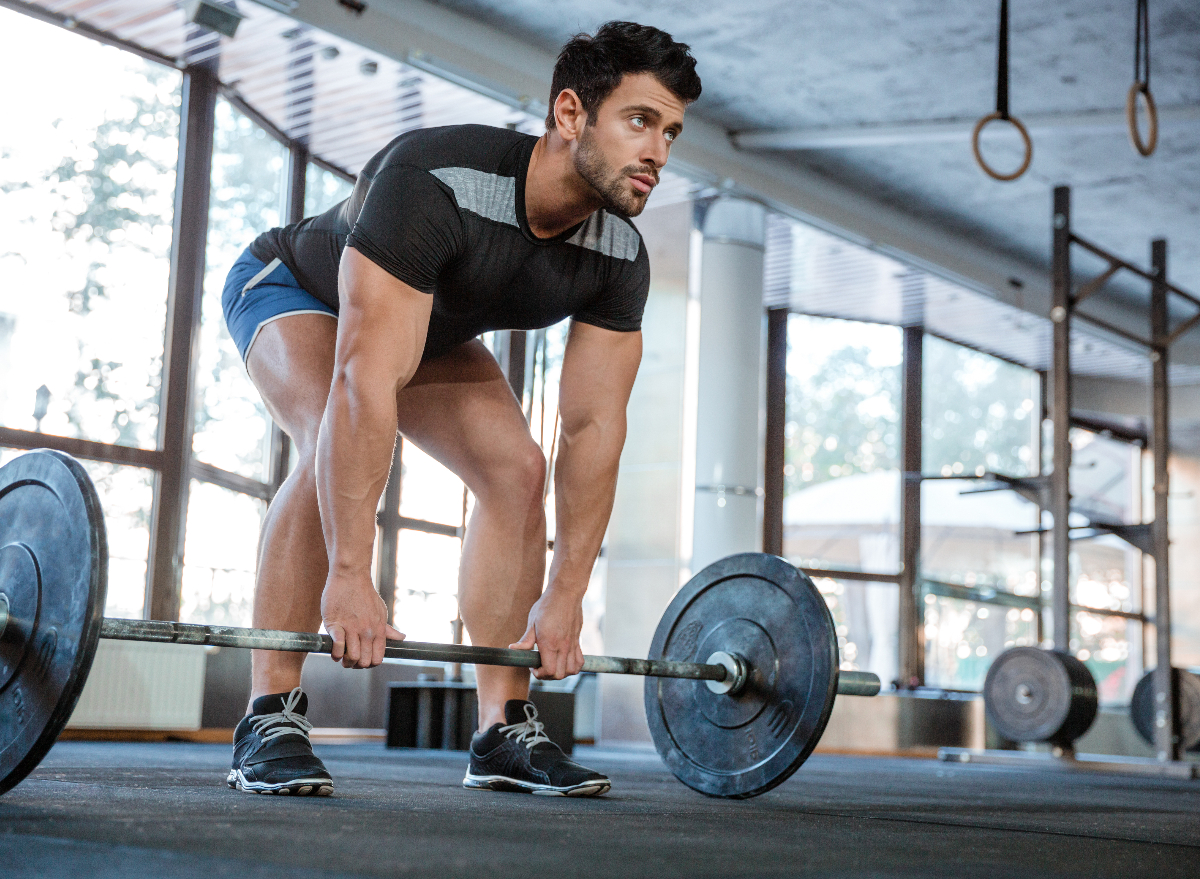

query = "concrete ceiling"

[424,0,1200,297]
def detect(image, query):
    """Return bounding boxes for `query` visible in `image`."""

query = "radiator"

[67,639,208,730]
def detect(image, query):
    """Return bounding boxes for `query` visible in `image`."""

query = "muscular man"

[219,22,701,797]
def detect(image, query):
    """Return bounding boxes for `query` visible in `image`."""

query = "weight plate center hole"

[1015,683,1034,705]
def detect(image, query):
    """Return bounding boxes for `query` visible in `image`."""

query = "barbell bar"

[91,617,880,697]
[0,449,880,800]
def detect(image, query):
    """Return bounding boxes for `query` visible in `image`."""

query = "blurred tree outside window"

[782,314,901,685]
[0,10,180,618]
[782,314,901,572]
[0,10,178,448]
[191,97,286,481]
[919,337,1041,688]
[182,99,287,623]
[304,163,354,216]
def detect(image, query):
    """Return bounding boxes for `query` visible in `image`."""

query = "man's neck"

[524,133,604,240]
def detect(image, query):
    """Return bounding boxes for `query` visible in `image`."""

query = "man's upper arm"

[335,247,433,390]
[558,322,642,431]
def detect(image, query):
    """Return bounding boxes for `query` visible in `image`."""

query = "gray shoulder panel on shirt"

[431,167,518,227]
[566,211,641,262]
[430,167,640,262]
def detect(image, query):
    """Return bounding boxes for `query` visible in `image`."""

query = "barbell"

[0,449,879,799]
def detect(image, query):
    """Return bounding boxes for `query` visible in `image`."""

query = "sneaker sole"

[462,773,610,797]
[227,768,334,797]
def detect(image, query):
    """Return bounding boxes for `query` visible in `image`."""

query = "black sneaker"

[463,700,610,797]
[227,687,333,796]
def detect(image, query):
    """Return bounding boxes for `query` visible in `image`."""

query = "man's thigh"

[395,340,537,491]
[245,313,338,448]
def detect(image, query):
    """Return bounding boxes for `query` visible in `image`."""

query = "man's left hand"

[509,588,585,680]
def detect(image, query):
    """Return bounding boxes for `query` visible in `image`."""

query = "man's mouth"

[629,173,656,195]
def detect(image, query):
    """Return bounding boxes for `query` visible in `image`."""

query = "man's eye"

[665,130,676,143]
[631,116,645,128]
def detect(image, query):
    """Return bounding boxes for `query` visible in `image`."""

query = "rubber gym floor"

[2,742,1197,878]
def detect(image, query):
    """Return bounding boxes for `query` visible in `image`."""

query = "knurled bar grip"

[99,618,881,696]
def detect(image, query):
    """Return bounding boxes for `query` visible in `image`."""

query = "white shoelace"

[250,687,313,743]
[499,702,551,750]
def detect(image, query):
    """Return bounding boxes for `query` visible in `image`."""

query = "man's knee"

[479,440,546,511]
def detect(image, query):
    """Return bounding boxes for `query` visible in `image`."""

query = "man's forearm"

[546,413,626,596]
[316,370,398,577]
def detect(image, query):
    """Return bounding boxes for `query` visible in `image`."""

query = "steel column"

[145,64,218,622]
[1050,186,1072,650]
[899,325,924,687]
[1149,239,1179,761]
[762,307,788,556]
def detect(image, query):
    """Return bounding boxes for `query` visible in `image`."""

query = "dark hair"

[546,21,702,129]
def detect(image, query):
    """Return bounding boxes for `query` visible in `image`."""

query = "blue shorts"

[221,248,337,361]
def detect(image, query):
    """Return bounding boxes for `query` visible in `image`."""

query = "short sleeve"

[345,164,463,294]
[572,236,650,332]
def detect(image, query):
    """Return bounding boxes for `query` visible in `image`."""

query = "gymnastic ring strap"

[1126,81,1158,157]
[971,112,1033,182]
[1128,0,1157,157]
[973,0,1031,181]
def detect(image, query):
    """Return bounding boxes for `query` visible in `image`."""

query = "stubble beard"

[573,124,653,218]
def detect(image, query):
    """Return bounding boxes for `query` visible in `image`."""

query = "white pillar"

[688,197,767,573]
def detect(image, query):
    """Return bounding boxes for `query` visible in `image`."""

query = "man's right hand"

[321,571,405,669]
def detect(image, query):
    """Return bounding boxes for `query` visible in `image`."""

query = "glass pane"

[0,10,178,449]
[399,441,466,527]
[783,315,901,574]
[923,594,1039,690]
[305,163,354,216]
[1072,611,1141,704]
[923,336,1039,478]
[0,448,153,619]
[1070,430,1139,523]
[180,480,265,626]
[812,575,898,687]
[393,529,461,643]
[191,97,286,480]
[920,479,1040,596]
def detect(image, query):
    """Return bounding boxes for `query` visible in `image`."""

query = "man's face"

[571,72,686,217]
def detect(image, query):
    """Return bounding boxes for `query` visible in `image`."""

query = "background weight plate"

[1130,668,1200,751]
[644,553,838,798]
[983,647,1097,745]
[0,451,107,796]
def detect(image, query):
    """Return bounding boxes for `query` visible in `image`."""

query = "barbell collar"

[98,617,880,695]
[0,593,8,640]
[837,670,882,697]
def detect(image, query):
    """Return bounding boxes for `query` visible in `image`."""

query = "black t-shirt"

[249,124,650,361]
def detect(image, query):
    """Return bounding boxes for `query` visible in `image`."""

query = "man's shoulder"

[367,124,533,175]
[565,209,644,264]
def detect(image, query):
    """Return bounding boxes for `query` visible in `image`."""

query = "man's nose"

[642,137,668,170]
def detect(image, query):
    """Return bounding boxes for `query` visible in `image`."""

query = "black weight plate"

[0,450,106,796]
[1130,668,1200,751]
[644,553,838,799]
[984,647,1097,745]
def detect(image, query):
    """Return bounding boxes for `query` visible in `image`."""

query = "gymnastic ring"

[1126,81,1158,157]
[971,111,1033,181]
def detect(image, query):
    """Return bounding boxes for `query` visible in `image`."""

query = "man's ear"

[553,88,587,142]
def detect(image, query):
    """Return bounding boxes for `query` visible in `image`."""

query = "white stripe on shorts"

[241,257,283,296]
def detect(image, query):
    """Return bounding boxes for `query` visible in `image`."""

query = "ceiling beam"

[733,105,1200,151]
